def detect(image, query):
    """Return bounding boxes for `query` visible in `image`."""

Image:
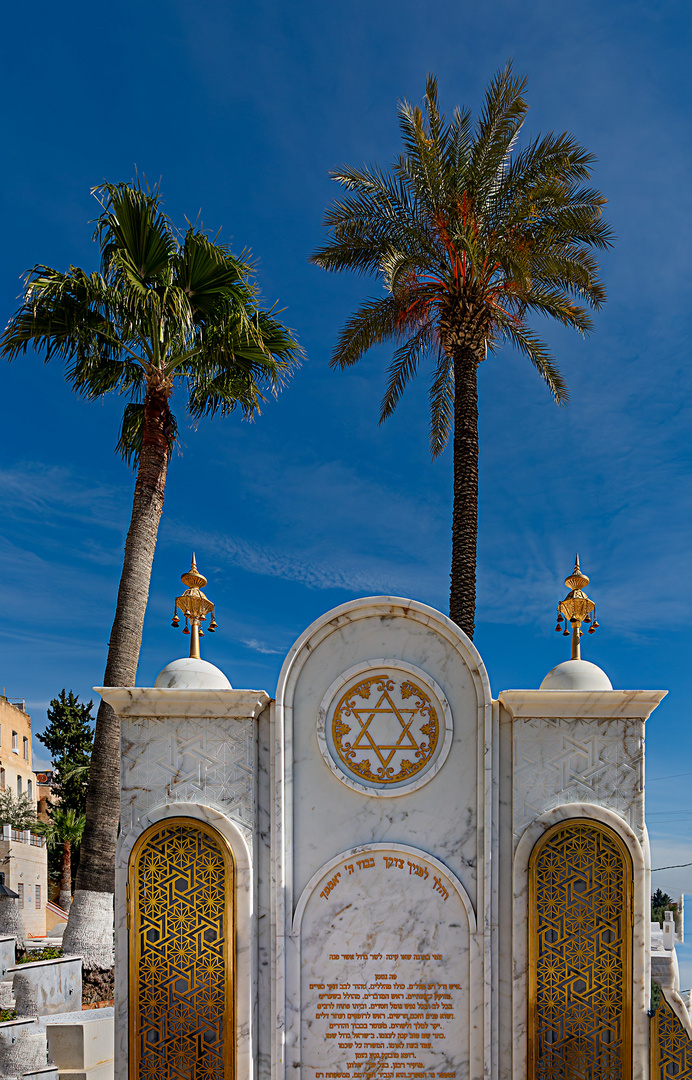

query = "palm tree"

[40,808,86,913]
[1,180,301,967]
[310,66,612,638]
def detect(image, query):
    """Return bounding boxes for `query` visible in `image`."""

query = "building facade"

[0,698,47,937]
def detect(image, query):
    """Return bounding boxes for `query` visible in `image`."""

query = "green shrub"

[18,946,64,964]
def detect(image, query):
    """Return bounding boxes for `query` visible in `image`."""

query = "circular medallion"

[317,661,453,796]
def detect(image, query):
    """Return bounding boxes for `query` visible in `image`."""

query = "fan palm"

[310,65,612,638]
[1,180,301,966]
[40,808,86,913]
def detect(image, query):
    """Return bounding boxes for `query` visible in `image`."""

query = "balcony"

[0,827,45,847]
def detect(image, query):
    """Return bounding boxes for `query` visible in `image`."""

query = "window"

[17,884,23,909]
[27,779,32,800]
[35,885,41,910]
[22,737,28,761]
[26,885,32,906]
[16,777,21,797]
[0,769,5,792]
[11,732,17,753]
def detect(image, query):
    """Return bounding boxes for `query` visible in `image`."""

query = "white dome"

[540,658,613,691]
[154,657,232,690]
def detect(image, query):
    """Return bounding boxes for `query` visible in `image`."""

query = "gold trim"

[331,673,439,784]
[128,817,236,1080]
[528,819,633,1080]
[650,990,692,1080]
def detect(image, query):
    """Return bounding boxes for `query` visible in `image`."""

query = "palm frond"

[93,180,176,284]
[2,179,302,469]
[469,62,529,202]
[330,295,407,369]
[174,229,254,319]
[428,349,454,457]
[495,318,569,404]
[185,307,301,420]
[380,323,437,421]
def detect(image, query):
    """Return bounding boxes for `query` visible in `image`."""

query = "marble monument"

[98,555,692,1080]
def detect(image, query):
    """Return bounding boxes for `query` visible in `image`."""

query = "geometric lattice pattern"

[650,991,692,1080]
[514,718,644,846]
[332,674,439,784]
[122,717,255,838]
[131,821,233,1080]
[530,821,632,1080]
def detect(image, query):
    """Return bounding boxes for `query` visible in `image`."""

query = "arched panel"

[650,992,692,1080]
[128,817,235,1080]
[529,819,633,1080]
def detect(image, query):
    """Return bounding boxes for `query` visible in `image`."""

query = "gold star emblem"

[332,674,439,784]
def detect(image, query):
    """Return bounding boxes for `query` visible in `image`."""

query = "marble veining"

[513,716,645,844]
[274,597,494,1080]
[289,844,480,1080]
[120,714,256,836]
[101,594,669,1080]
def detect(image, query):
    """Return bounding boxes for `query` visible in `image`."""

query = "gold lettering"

[432,876,449,901]
[320,873,342,900]
[308,943,461,1073]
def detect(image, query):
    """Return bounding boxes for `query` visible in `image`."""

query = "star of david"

[347,688,425,769]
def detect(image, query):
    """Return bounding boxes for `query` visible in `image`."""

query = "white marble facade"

[101,595,668,1080]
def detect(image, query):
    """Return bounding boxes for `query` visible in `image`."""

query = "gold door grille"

[129,819,234,1080]
[529,820,632,1080]
[650,989,692,1079]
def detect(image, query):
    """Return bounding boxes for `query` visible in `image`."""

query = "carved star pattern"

[513,718,644,844]
[122,716,255,837]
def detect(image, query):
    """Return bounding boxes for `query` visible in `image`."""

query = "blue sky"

[3,0,692,973]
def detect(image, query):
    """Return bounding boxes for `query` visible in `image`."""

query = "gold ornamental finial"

[553,554,599,660]
[171,553,218,659]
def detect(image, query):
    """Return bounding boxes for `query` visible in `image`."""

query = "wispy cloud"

[241,638,284,655]
[172,522,433,596]
[0,462,127,532]
[163,446,449,603]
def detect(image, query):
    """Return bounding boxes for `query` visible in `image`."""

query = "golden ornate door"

[650,991,692,1080]
[129,819,235,1080]
[529,820,633,1080]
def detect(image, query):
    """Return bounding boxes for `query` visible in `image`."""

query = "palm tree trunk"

[449,347,480,639]
[59,840,72,913]
[63,384,171,968]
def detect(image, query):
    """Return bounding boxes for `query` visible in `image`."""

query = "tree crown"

[311,65,613,455]
[0,791,39,831]
[38,690,94,818]
[1,179,303,464]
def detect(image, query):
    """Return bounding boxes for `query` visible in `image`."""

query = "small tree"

[0,792,39,831]
[41,809,86,912]
[38,691,94,817]
[652,888,675,927]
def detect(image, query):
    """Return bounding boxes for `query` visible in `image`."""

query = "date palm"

[311,66,612,638]
[1,180,301,966]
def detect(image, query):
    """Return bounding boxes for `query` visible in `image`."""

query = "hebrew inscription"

[299,850,470,1080]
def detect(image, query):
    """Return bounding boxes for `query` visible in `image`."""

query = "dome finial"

[170,553,218,659]
[553,554,599,660]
